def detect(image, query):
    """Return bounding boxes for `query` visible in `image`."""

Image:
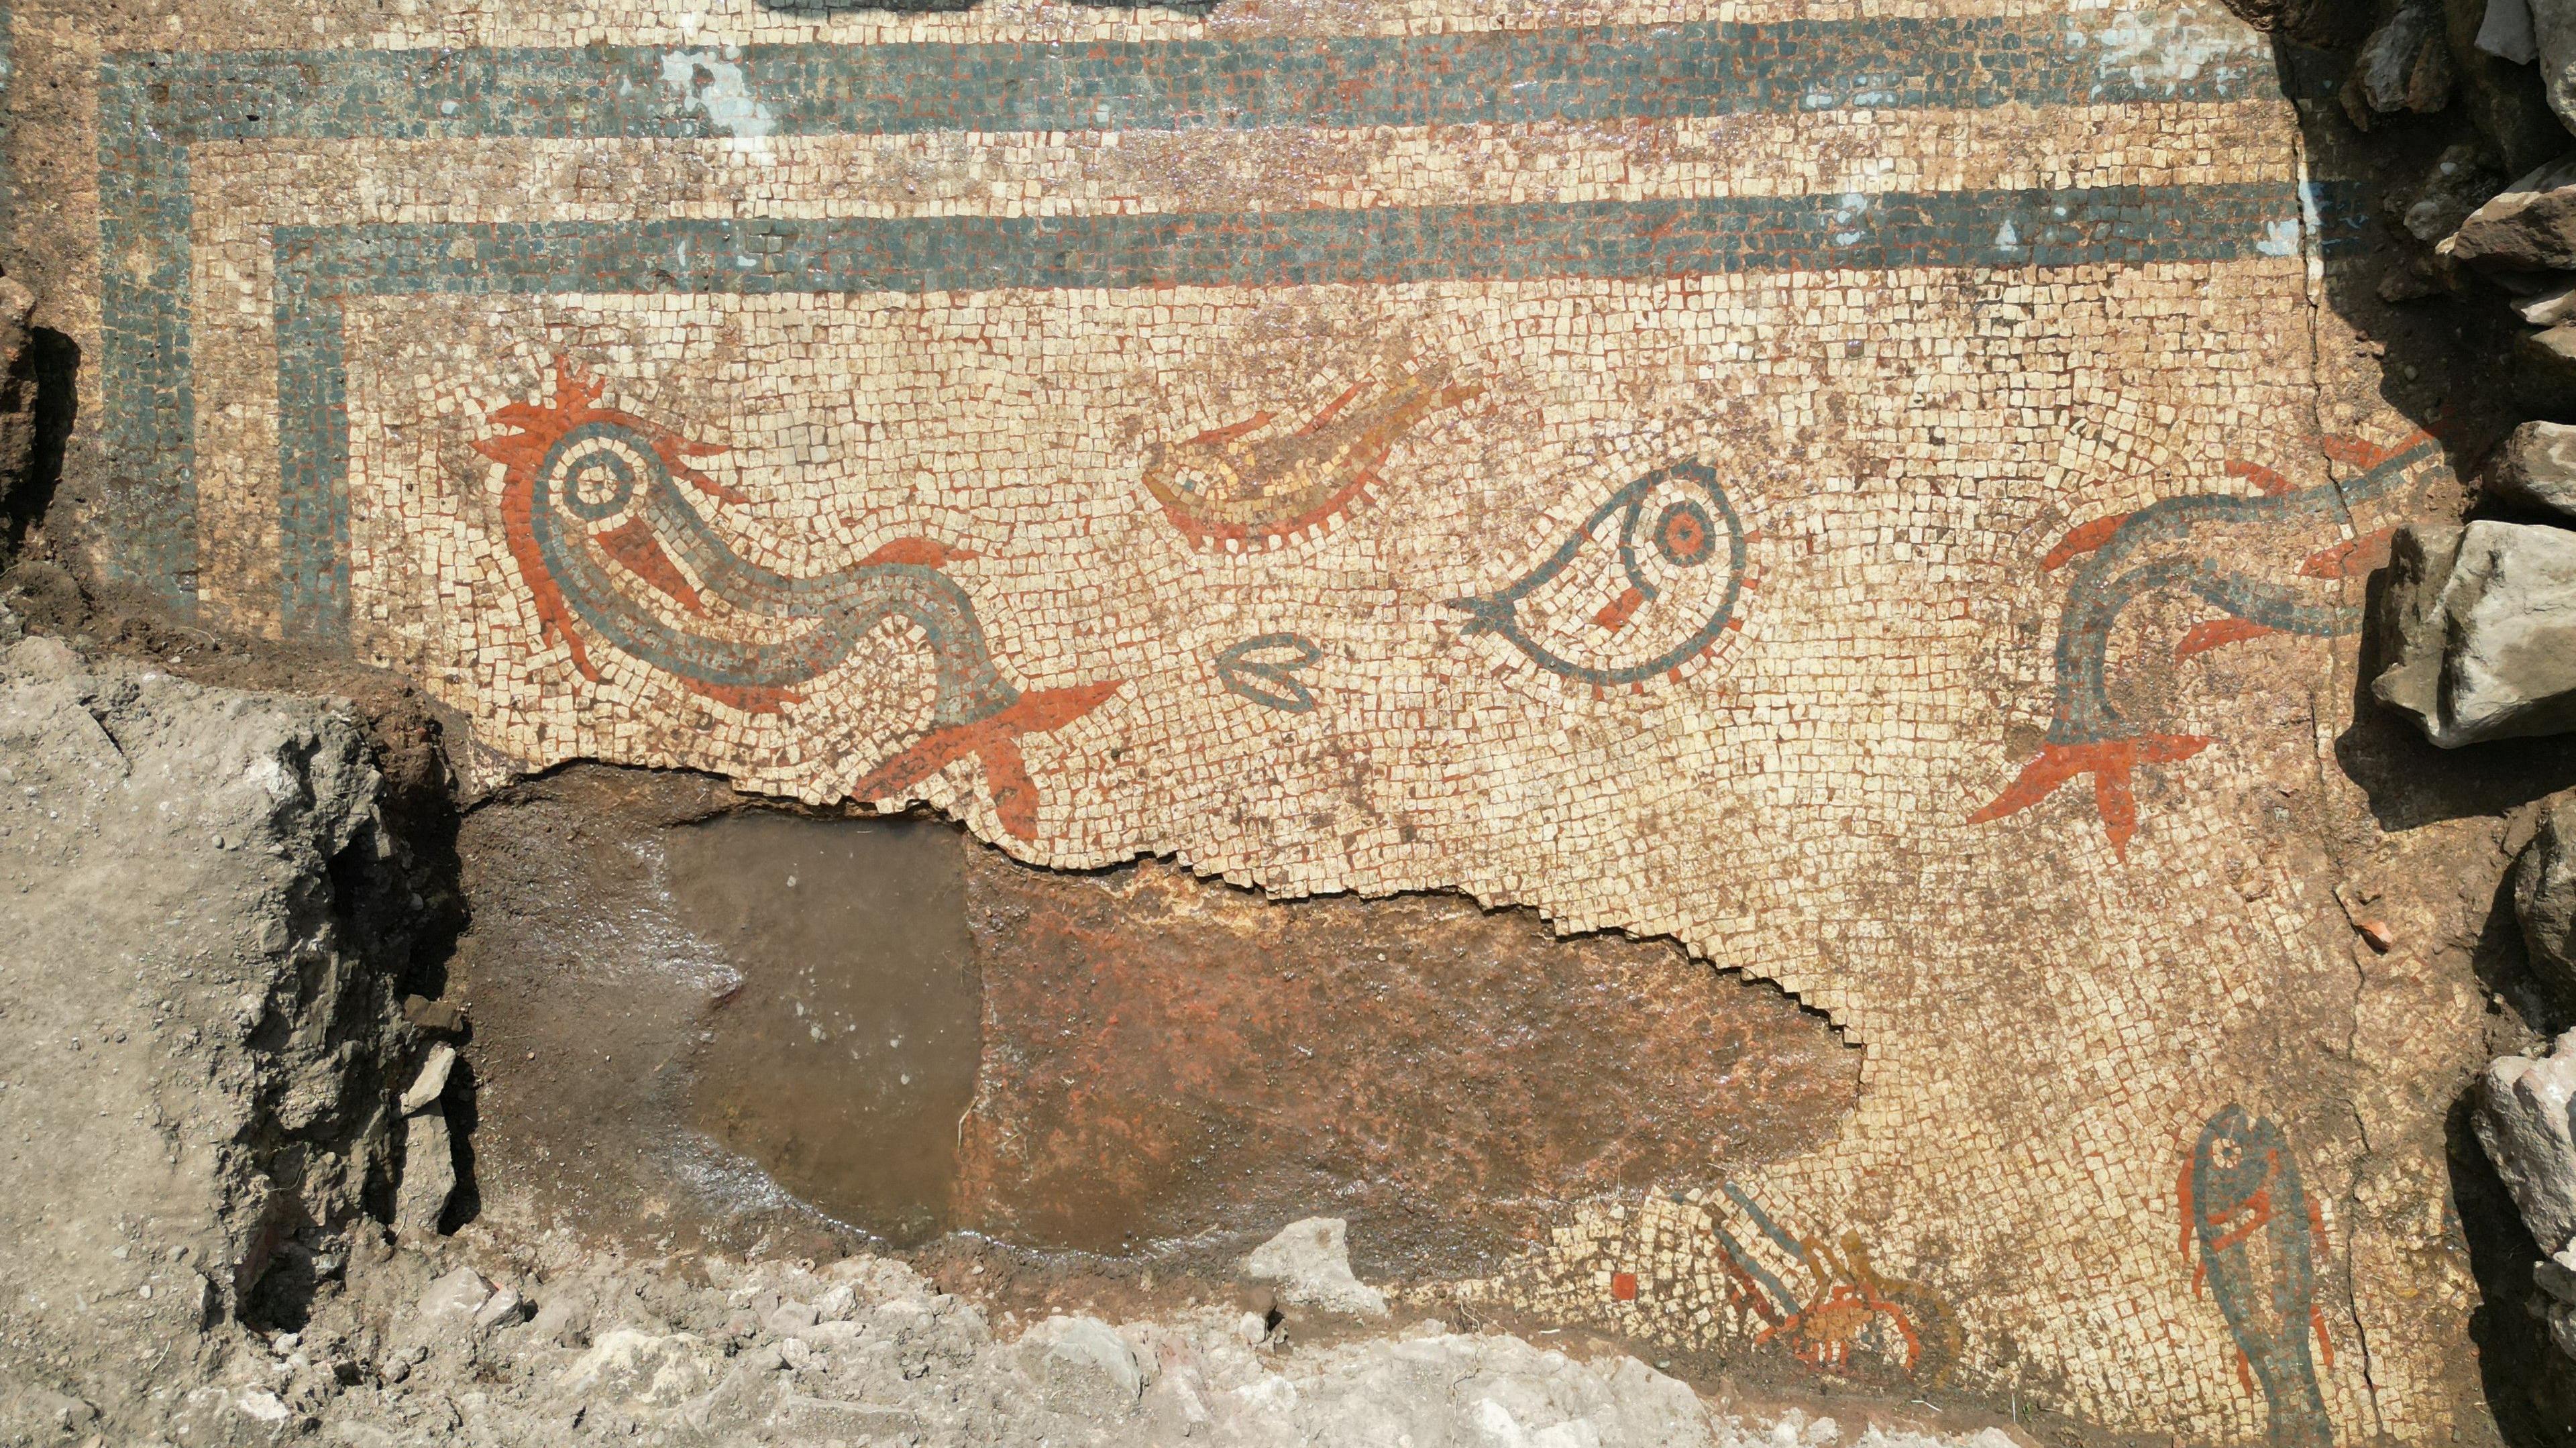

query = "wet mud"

[667,810,979,1247]
[450,768,1858,1287]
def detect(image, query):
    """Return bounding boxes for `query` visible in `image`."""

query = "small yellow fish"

[1140,371,1481,551]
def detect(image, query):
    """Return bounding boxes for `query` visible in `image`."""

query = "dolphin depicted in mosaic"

[1970,431,2445,856]
[474,360,1120,840]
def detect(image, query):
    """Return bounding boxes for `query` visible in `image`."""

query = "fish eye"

[542,423,661,524]
[1654,499,1717,567]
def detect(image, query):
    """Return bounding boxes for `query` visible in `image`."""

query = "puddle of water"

[662,812,979,1247]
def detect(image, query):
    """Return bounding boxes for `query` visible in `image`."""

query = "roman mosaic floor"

[5,0,2503,1439]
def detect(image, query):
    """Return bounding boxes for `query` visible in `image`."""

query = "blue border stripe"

[105,20,2261,145]
[271,182,2314,641]
[94,18,2273,616]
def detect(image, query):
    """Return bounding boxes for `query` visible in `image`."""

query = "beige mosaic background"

[9,0,2502,1438]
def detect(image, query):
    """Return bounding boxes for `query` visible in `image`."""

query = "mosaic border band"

[99,18,2282,622]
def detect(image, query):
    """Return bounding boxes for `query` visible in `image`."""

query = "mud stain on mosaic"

[34,0,2486,1440]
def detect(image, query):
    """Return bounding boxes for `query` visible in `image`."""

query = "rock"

[764,1300,821,1337]
[529,1291,593,1348]
[2538,1241,2576,1302]
[2477,1032,2576,1254]
[2347,0,2455,122]
[2518,279,2576,325]
[2518,321,2576,411]
[474,1286,529,1331]
[2519,799,2576,1000]
[2487,421,2576,519]
[9,1388,97,1434]
[402,995,467,1036]
[2210,0,2363,46]
[1018,1315,1146,1414]
[2447,155,2576,271]
[396,1109,458,1236]
[1267,1329,1720,1447]
[2537,0,2576,129]
[2453,0,2571,174]
[567,1329,716,1408]
[1244,1217,1391,1319]
[399,1043,457,1113]
[2402,144,2506,243]
[2489,0,2543,61]
[418,1265,492,1323]
[2370,521,2576,745]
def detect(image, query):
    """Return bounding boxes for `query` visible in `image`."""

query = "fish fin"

[2299,528,2394,579]
[2092,763,2139,861]
[2311,1307,2334,1368]
[2176,617,2278,660]
[1185,410,1275,447]
[2308,1195,2331,1258]
[670,457,750,506]
[685,679,801,715]
[1968,736,2210,857]
[974,732,1040,841]
[1966,746,2098,828]
[2226,459,2296,496]
[848,681,1124,840]
[1593,586,1646,632]
[2041,513,2131,571]
[551,357,604,410]
[852,721,995,807]
[594,517,705,614]
[1299,382,1366,435]
[2319,432,2413,471]
[991,679,1126,736]
[860,538,975,569]
[2236,1350,2256,1398]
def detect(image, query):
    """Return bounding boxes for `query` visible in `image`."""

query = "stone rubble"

[1242,1218,1391,1321]
[2478,1032,2576,1366]
[2371,520,2576,744]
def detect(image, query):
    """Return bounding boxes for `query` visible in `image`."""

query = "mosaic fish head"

[1445,461,1750,691]
[2190,1103,2287,1221]
[473,360,739,632]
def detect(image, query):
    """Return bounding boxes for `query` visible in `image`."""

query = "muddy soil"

[447,767,1858,1290]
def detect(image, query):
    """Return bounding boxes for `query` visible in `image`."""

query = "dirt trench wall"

[0,618,439,1428]
[0,0,2533,1440]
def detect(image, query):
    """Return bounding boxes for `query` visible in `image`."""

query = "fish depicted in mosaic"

[1448,462,1752,693]
[1970,431,2447,856]
[1693,1182,1955,1380]
[474,361,1120,840]
[2180,1105,2334,1448]
[1140,370,1481,551]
